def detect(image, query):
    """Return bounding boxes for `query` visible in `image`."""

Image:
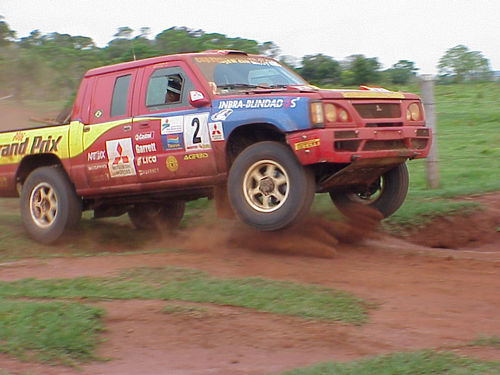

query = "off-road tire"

[20,166,82,244]
[128,201,185,230]
[228,141,315,231]
[330,163,409,218]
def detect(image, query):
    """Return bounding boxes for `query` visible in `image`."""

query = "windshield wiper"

[217,83,270,90]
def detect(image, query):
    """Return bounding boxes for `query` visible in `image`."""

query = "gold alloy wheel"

[29,182,58,228]
[242,159,290,213]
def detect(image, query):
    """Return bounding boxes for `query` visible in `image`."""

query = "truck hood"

[315,87,420,100]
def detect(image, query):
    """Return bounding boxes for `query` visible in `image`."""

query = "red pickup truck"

[0,50,431,243]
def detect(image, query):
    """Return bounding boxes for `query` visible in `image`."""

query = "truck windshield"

[192,55,307,95]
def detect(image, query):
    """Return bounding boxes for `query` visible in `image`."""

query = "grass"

[0,266,367,365]
[0,298,104,365]
[272,350,500,375]
[0,266,368,324]
[468,335,500,349]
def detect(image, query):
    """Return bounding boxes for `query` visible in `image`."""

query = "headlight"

[406,103,421,121]
[324,103,337,122]
[310,102,324,126]
[338,109,349,122]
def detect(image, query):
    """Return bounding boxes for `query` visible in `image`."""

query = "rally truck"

[0,50,431,244]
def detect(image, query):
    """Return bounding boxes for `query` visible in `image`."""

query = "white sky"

[1,0,499,74]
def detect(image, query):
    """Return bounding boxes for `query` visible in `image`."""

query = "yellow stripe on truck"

[0,125,71,165]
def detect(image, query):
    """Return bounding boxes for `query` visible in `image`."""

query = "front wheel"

[228,141,315,231]
[20,166,82,244]
[329,163,409,218]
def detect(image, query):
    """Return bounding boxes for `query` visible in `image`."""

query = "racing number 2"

[183,112,210,150]
[191,117,201,144]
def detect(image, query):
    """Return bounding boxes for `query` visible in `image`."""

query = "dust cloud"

[173,204,383,258]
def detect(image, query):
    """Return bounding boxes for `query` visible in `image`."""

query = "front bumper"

[286,126,431,165]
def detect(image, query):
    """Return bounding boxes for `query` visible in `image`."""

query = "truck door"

[83,69,139,189]
[132,62,217,183]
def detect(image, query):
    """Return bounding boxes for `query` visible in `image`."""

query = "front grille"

[363,140,407,151]
[334,140,360,151]
[353,103,401,119]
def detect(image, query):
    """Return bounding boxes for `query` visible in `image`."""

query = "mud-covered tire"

[228,141,315,231]
[330,163,409,218]
[128,201,185,230]
[20,166,82,244]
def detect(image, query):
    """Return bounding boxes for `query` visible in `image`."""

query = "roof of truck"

[84,50,250,77]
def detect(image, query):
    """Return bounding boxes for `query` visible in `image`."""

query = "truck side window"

[110,74,131,117]
[144,66,195,111]
[146,72,184,107]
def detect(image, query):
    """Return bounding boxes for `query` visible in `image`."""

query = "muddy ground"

[0,192,499,375]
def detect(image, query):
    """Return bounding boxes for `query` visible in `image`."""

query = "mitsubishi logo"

[376,105,383,112]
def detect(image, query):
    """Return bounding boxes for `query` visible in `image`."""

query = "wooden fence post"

[419,74,440,189]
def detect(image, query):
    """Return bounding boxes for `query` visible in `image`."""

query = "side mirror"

[188,90,210,107]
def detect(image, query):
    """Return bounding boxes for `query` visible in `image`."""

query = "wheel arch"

[225,123,287,168]
[16,154,67,191]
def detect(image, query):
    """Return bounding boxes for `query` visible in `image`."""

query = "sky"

[1,0,499,74]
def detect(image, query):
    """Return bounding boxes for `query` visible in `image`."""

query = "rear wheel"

[20,166,82,244]
[330,163,409,218]
[228,141,315,231]
[128,201,185,230]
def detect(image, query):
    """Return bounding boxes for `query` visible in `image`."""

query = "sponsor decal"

[211,108,233,121]
[87,150,106,161]
[135,142,157,154]
[139,168,159,177]
[294,138,321,151]
[106,138,136,177]
[0,135,62,158]
[135,132,154,141]
[194,56,280,66]
[341,91,405,99]
[189,90,205,101]
[183,113,211,150]
[161,116,183,134]
[183,152,208,160]
[218,97,299,110]
[166,156,178,172]
[161,133,184,151]
[86,163,108,172]
[136,155,157,166]
[209,122,224,141]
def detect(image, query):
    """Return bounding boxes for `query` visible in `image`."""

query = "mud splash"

[174,204,383,258]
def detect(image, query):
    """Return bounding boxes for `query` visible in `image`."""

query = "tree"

[260,41,280,58]
[299,54,341,86]
[0,16,15,46]
[346,55,381,85]
[438,45,491,82]
[387,60,418,84]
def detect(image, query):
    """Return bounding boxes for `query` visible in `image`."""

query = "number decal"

[183,113,211,150]
[191,117,201,144]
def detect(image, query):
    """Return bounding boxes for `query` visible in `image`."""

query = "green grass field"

[272,350,500,375]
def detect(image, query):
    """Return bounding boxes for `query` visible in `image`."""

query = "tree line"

[0,16,494,102]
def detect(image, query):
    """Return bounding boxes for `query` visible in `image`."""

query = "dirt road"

[0,193,499,375]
